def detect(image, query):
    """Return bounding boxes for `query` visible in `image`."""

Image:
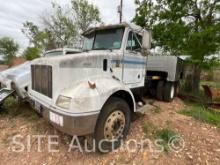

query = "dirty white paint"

[0,61,31,98]
[29,23,151,116]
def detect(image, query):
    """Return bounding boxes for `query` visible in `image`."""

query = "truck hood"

[30,50,122,102]
[32,50,121,66]
[0,61,31,89]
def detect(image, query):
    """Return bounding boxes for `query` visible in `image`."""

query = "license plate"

[49,111,63,126]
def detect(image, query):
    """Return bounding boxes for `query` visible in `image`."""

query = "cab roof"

[82,22,144,36]
[44,48,81,54]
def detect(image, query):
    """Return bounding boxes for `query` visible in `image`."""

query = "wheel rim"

[104,110,126,140]
[170,85,175,99]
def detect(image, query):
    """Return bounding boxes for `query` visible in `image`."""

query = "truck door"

[122,31,146,85]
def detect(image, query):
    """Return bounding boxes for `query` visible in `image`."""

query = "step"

[136,103,156,115]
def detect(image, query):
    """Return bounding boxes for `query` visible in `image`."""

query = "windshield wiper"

[82,49,91,52]
[93,47,108,50]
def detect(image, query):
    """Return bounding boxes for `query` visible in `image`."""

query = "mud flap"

[0,88,14,104]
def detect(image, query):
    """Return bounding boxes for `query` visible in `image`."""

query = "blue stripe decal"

[112,59,146,65]
[123,60,146,65]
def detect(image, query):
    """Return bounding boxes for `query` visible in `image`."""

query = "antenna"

[117,0,123,23]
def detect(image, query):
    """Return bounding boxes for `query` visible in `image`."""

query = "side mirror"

[142,30,152,50]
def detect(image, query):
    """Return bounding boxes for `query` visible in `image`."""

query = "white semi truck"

[29,23,151,150]
[27,23,183,152]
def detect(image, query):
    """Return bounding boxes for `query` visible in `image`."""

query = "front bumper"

[34,103,99,136]
[0,88,14,104]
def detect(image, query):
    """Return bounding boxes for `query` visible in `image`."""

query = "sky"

[0,0,136,53]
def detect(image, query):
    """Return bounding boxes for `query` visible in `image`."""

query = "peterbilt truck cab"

[29,22,151,152]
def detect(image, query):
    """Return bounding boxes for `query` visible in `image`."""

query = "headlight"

[56,95,71,109]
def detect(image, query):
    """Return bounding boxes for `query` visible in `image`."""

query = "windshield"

[83,27,124,51]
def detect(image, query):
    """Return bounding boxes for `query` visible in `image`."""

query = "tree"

[23,47,40,61]
[133,0,220,92]
[22,1,101,50]
[42,3,77,48]
[71,0,101,32]
[22,21,55,51]
[0,37,19,64]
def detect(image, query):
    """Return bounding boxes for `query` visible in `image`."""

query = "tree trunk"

[192,66,201,93]
[185,65,201,93]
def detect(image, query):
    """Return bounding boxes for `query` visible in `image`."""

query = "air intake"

[31,65,52,98]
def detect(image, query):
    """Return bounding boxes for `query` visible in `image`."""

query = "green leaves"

[22,47,40,61]
[42,3,77,48]
[22,0,101,51]
[153,22,190,54]
[134,0,220,92]
[22,21,50,50]
[133,0,220,66]
[133,0,155,28]
[0,37,19,64]
[72,0,101,32]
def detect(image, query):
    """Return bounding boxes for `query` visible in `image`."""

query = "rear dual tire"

[156,81,175,102]
[164,82,175,102]
[156,81,164,101]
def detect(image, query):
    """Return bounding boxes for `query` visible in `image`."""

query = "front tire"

[164,82,175,102]
[94,97,131,153]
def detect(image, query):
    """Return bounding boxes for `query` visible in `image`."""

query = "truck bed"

[146,55,183,82]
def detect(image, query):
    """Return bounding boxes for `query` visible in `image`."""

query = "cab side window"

[126,32,142,52]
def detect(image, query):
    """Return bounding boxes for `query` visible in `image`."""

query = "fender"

[58,77,136,114]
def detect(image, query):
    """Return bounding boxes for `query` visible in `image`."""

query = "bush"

[142,123,177,152]
[0,96,20,116]
[23,47,40,60]
[155,128,176,142]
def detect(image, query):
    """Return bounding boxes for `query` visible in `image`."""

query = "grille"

[31,65,52,98]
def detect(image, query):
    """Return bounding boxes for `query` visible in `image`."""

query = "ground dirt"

[0,98,220,165]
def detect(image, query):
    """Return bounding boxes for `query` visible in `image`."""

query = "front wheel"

[94,97,131,153]
[164,82,175,102]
